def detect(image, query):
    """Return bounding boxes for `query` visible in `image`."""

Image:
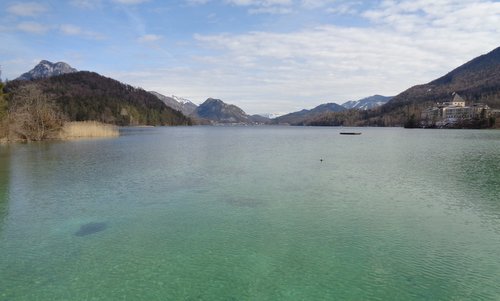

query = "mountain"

[6,71,191,126]
[149,91,198,116]
[191,98,269,124]
[273,102,346,125]
[17,60,77,81]
[303,46,500,127]
[377,46,500,125]
[342,95,392,110]
[249,114,272,124]
[258,113,284,119]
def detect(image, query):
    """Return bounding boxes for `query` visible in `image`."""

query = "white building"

[421,93,491,127]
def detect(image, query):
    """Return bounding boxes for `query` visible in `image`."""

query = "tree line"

[0,72,192,142]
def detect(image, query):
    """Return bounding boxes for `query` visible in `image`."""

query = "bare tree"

[8,84,65,141]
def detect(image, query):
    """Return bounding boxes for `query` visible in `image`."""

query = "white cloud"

[325,5,355,15]
[137,34,163,42]
[186,0,211,4]
[325,2,361,15]
[17,22,50,34]
[182,0,500,113]
[248,6,293,14]
[301,0,337,9]
[70,0,102,9]
[103,0,500,114]
[60,24,83,35]
[226,0,292,5]
[363,0,500,33]
[7,2,47,16]
[111,0,149,4]
[60,24,106,39]
[225,0,294,14]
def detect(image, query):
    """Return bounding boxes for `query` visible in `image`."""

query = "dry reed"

[60,121,119,139]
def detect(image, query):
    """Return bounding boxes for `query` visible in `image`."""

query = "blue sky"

[1,0,499,114]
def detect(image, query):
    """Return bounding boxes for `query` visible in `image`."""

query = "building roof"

[452,92,465,103]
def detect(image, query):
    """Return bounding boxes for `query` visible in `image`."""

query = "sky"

[1,0,499,115]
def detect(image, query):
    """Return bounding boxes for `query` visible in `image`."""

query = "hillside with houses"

[301,47,500,128]
[418,93,496,128]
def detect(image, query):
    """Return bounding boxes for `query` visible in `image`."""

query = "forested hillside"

[5,71,192,126]
[303,46,500,127]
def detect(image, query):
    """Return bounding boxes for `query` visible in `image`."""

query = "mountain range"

[149,91,198,116]
[191,98,270,125]
[7,70,191,126]
[371,46,500,126]
[7,61,411,127]
[384,47,500,109]
[7,45,500,128]
[273,102,346,125]
[342,95,392,110]
[296,46,500,127]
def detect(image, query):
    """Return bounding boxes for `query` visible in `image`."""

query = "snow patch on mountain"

[342,95,392,110]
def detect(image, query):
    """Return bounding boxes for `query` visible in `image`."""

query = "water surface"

[1,127,500,300]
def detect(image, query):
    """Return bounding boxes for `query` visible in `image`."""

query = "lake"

[1,126,500,300]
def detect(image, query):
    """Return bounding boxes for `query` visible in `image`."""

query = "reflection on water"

[450,136,500,224]
[0,146,10,236]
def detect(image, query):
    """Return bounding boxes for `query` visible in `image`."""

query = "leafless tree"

[8,84,65,141]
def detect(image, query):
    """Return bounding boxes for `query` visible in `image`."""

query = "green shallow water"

[1,126,500,300]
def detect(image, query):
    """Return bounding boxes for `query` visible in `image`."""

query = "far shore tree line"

[302,102,497,129]
[0,74,498,143]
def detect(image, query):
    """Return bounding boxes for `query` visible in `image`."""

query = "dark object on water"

[340,132,361,135]
[320,159,323,162]
[74,222,108,237]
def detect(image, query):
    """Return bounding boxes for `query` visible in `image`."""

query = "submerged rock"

[224,197,265,208]
[74,222,108,237]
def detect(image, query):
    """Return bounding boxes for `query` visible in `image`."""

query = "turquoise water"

[1,126,500,300]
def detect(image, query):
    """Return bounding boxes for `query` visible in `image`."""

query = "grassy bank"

[59,121,119,139]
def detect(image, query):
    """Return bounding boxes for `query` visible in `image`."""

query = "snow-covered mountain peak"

[17,60,77,80]
[171,95,196,105]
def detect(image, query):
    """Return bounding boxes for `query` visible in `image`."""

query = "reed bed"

[60,121,119,139]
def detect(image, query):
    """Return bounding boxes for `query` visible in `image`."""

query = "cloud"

[225,0,294,14]
[70,0,102,9]
[226,0,293,5]
[7,2,47,16]
[17,22,50,34]
[111,0,150,4]
[186,0,211,4]
[60,24,105,39]
[301,0,338,9]
[363,0,500,33]
[183,0,500,113]
[90,0,500,114]
[137,34,163,42]
[325,2,361,15]
[248,6,293,14]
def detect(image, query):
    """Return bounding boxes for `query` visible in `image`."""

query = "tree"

[0,80,8,138]
[8,84,65,141]
[0,81,6,119]
[404,113,419,128]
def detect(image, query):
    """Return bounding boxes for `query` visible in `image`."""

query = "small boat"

[340,132,362,135]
